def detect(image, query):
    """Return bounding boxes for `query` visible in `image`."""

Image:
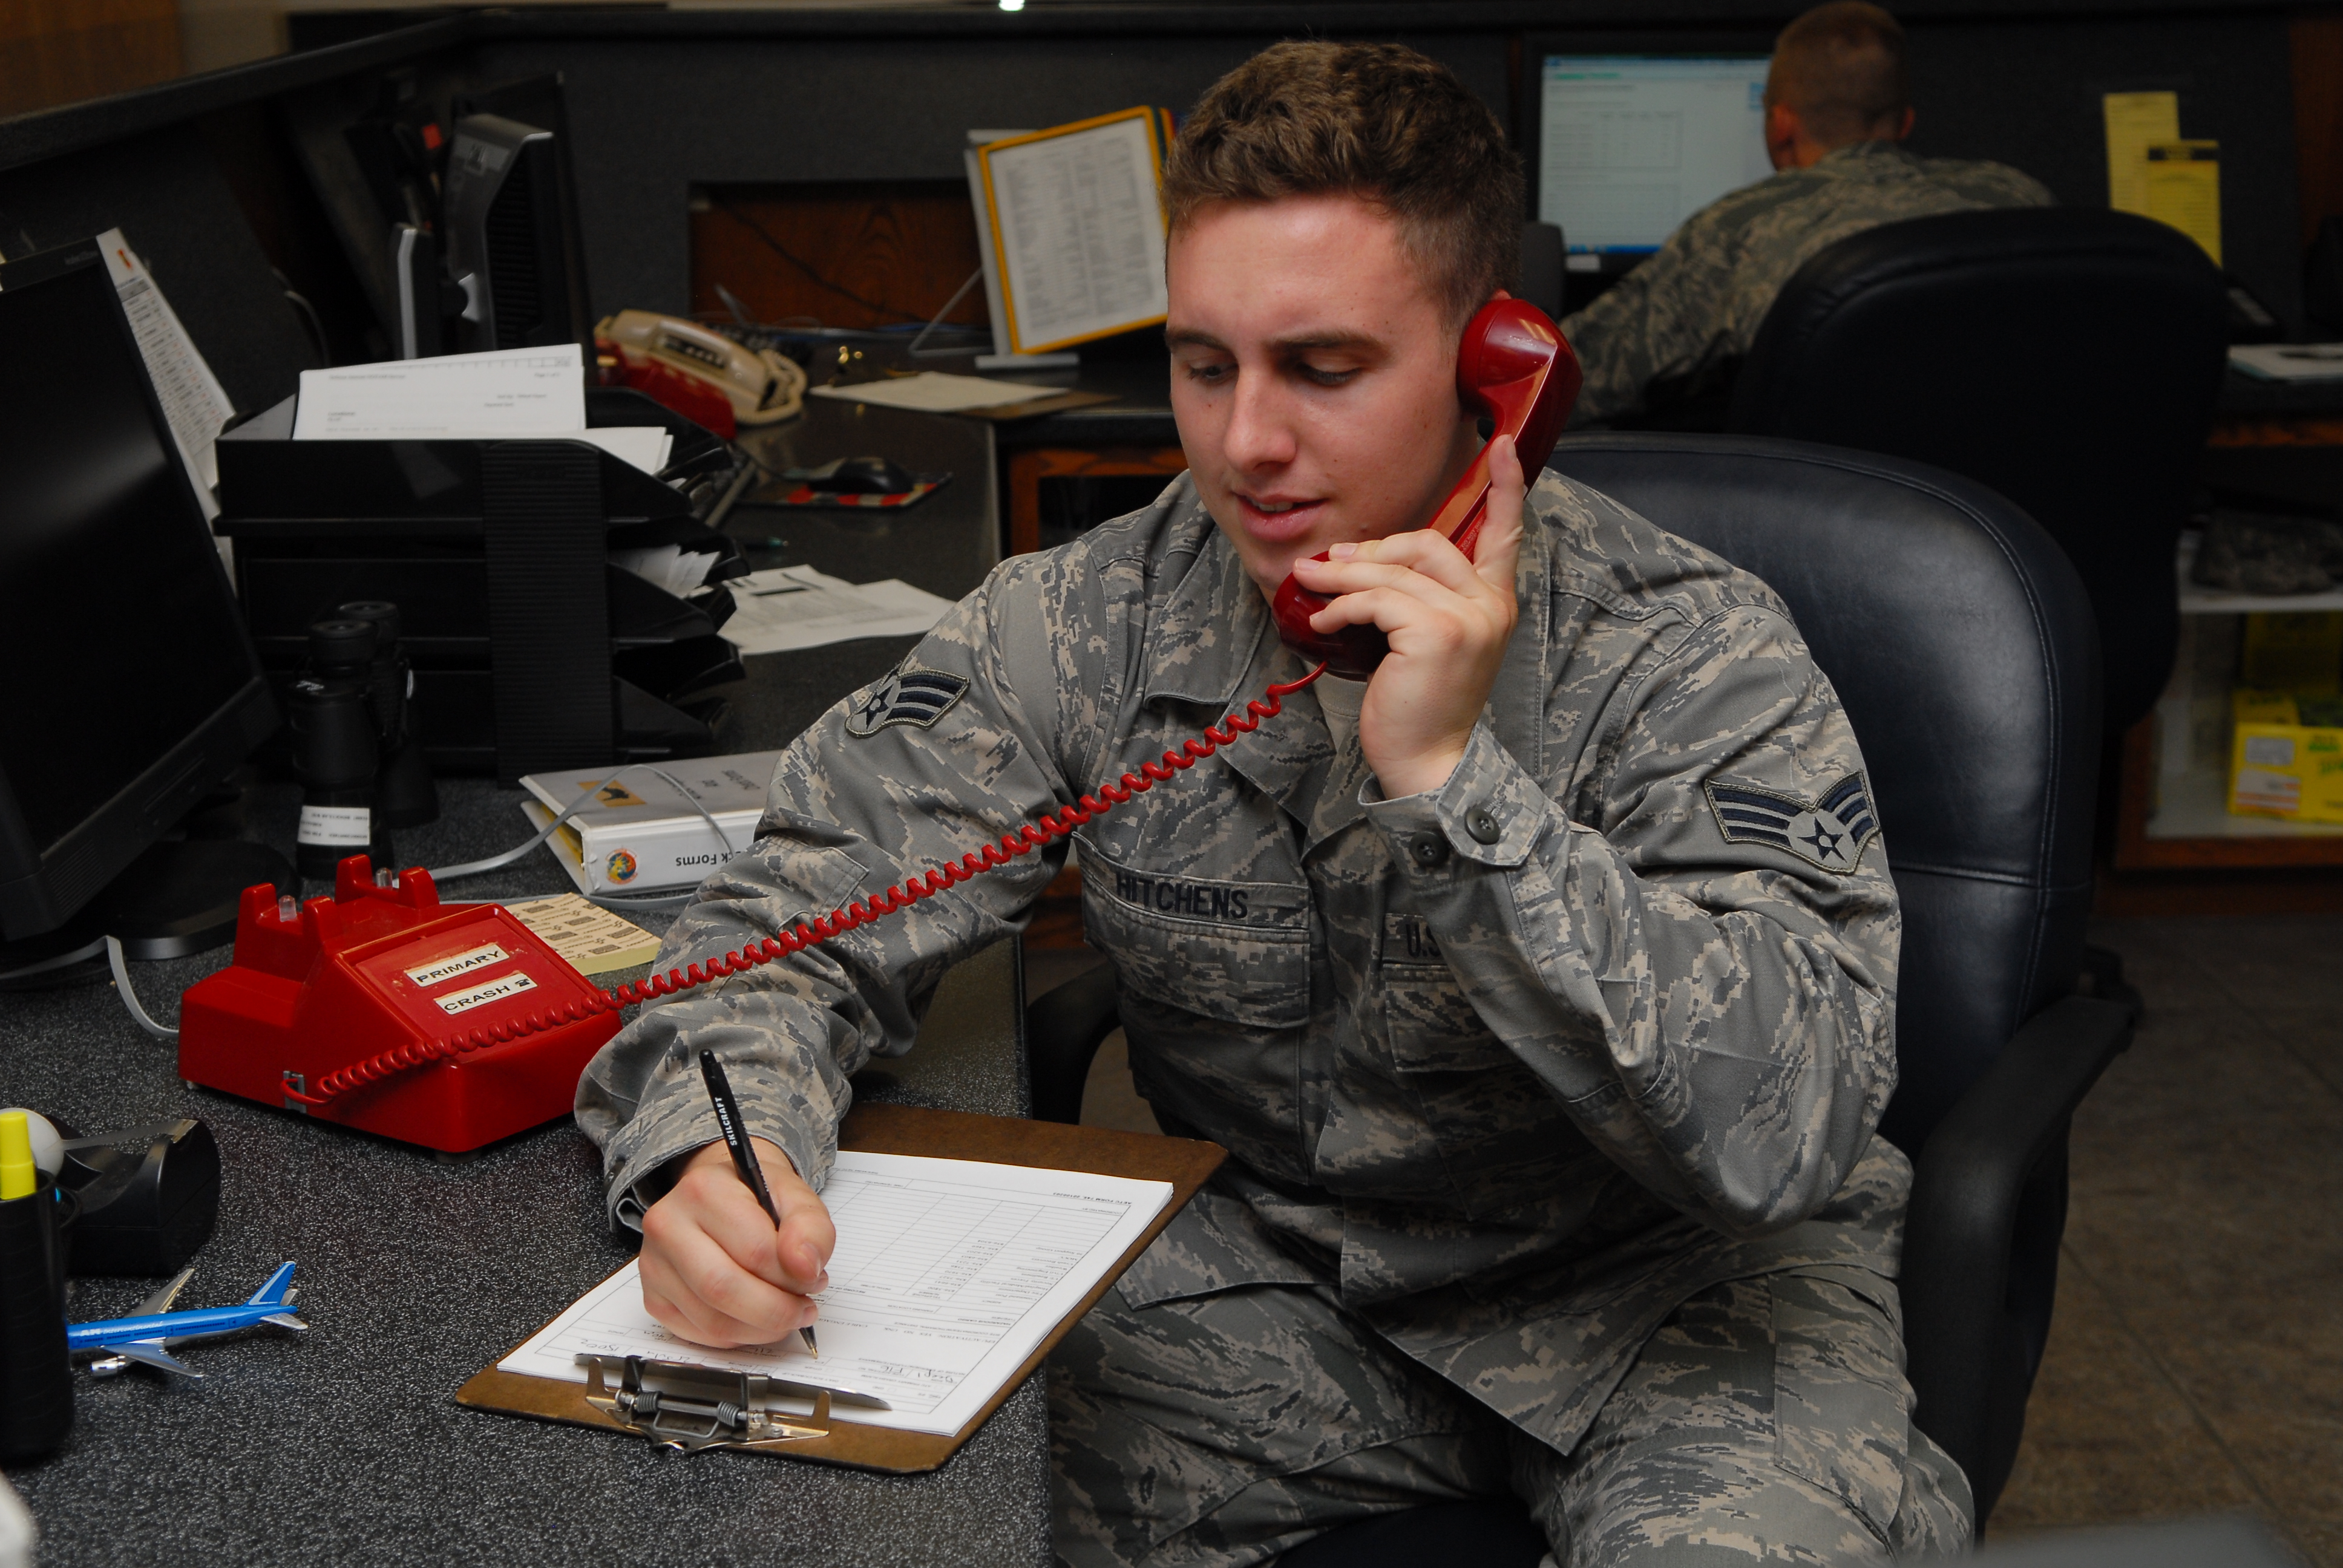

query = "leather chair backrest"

[1725,207,2229,734]
[1547,435,2100,1155]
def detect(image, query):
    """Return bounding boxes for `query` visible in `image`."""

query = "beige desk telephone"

[595,310,807,437]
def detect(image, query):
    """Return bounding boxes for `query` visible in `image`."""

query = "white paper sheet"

[292,344,586,438]
[610,542,721,596]
[808,370,1063,413]
[2230,344,2343,383]
[499,1151,1174,1436]
[573,426,672,474]
[96,229,235,520]
[719,564,954,654]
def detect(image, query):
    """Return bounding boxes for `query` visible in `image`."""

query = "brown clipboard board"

[456,1103,1225,1472]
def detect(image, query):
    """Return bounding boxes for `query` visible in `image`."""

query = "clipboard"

[456,1103,1224,1472]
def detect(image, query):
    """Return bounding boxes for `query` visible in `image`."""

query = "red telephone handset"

[1270,296,1581,680]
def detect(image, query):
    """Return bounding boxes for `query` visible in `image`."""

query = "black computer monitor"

[441,108,594,353]
[0,249,281,955]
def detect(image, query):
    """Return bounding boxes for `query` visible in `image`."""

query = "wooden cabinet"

[1005,445,1187,557]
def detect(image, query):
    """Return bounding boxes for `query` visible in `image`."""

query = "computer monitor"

[1533,55,1775,256]
[441,111,594,353]
[0,249,281,954]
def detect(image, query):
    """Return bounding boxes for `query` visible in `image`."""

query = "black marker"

[698,1052,818,1358]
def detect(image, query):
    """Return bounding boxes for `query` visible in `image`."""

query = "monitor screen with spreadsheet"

[1536,56,1775,254]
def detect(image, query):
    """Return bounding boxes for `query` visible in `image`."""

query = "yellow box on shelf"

[2240,611,2343,694]
[2228,689,2343,823]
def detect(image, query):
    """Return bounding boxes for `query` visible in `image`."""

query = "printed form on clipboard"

[500,1152,1175,1436]
[975,107,1176,356]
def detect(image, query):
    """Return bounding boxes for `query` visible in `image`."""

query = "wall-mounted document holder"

[456,1104,1224,1472]
[218,389,749,781]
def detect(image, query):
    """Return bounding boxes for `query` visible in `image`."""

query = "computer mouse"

[811,456,917,494]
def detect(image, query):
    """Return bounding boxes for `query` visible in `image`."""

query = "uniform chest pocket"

[1081,847,1311,1030]
[1379,913,1573,1214]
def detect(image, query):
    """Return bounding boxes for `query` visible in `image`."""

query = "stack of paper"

[808,371,1060,414]
[291,344,672,474]
[720,564,955,654]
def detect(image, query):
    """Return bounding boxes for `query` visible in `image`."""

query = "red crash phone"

[1270,296,1581,680]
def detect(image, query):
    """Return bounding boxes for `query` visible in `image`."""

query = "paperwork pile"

[291,344,672,474]
[719,564,955,655]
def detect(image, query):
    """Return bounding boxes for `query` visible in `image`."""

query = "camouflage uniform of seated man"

[1561,1,2052,428]
[575,39,1971,1568]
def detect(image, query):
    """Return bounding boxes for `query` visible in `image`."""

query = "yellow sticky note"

[2103,91,2180,214]
[2143,141,2222,265]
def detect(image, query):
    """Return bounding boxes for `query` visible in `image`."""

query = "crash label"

[433,970,540,1015]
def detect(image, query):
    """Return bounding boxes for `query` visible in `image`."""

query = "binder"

[456,1104,1224,1472]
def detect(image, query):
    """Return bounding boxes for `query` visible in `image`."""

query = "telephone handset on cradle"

[1270,296,1581,681]
[172,304,1578,1156]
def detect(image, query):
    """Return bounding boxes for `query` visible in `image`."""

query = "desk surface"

[2,417,1050,1565]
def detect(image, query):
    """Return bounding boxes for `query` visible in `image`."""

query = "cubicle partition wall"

[0,1,2316,441]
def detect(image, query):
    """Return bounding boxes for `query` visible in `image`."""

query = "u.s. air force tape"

[1702,771,1879,872]
[846,667,969,736]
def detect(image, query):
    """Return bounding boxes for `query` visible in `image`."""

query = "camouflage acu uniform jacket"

[577,470,1910,1457]
[1562,139,2053,425]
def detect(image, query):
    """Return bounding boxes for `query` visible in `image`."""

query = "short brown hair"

[1766,2,1910,147]
[1162,41,1522,325]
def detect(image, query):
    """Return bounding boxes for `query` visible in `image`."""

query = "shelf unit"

[2114,537,2343,869]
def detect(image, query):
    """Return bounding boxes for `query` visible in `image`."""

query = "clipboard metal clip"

[577,1353,831,1453]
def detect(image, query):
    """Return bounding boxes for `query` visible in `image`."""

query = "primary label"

[433,970,540,1016]
[297,804,372,846]
[405,942,509,989]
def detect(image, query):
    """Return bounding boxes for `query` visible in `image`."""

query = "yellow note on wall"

[2103,90,2180,213]
[2143,140,2222,265]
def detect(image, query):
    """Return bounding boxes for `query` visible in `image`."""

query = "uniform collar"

[1812,139,1921,178]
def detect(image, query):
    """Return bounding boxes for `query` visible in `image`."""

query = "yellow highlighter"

[0,1109,37,1200]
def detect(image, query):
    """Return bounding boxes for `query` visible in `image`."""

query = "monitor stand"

[0,840,294,984]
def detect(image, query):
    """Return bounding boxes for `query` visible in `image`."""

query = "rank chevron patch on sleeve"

[1702,772,1880,872]
[845,666,969,737]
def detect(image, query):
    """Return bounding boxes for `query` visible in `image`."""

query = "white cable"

[0,936,106,985]
[106,937,178,1042]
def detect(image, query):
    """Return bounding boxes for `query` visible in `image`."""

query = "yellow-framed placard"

[977,106,1171,356]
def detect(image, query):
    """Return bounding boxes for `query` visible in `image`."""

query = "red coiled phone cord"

[285,663,1330,1108]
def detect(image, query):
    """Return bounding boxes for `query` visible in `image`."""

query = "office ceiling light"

[1000,0,1024,10]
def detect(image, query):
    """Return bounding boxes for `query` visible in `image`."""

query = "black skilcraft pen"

[698,1051,819,1359]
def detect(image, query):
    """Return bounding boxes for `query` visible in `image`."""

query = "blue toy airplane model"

[65,1261,307,1377]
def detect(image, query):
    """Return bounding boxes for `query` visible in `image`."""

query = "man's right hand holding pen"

[639,1136,837,1350]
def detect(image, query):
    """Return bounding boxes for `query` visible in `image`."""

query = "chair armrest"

[1902,994,2134,1489]
[1023,964,1121,1125]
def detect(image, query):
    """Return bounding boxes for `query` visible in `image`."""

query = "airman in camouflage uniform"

[580,30,1971,1566]
[1561,140,2052,426]
[577,469,1970,1563]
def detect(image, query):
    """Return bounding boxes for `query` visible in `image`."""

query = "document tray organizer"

[218,388,749,780]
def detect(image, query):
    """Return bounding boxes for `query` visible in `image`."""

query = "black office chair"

[1726,206,2231,741]
[1027,436,2137,1563]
